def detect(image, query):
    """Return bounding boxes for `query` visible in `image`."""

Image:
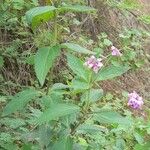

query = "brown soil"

[88,0,150,99]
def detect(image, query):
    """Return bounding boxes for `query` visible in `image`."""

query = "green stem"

[46,69,53,95]
[85,89,90,111]
[70,116,86,136]
[84,71,93,111]
[70,72,93,135]
[46,10,58,95]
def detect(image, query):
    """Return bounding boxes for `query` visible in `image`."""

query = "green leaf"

[0,118,26,129]
[138,15,150,25]
[52,137,73,150]
[71,78,90,91]
[38,103,80,124]
[103,39,112,46]
[0,142,18,150]
[51,83,69,90]
[35,45,60,86]
[134,132,144,145]
[105,93,113,101]
[61,43,95,55]
[2,89,40,116]
[96,65,130,81]
[25,6,56,29]
[59,5,96,13]
[22,144,32,150]
[94,110,132,125]
[38,95,53,109]
[116,139,126,150]
[39,125,51,148]
[78,137,88,147]
[117,0,140,10]
[134,142,150,150]
[67,53,89,81]
[0,132,12,143]
[77,124,107,134]
[81,89,103,102]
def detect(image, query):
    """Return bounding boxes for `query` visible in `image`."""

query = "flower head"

[111,46,122,56]
[127,91,143,110]
[84,56,103,73]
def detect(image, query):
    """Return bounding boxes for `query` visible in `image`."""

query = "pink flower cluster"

[127,91,143,110]
[111,46,122,56]
[84,56,103,73]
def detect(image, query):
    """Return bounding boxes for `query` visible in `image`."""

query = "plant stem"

[84,71,93,111]
[46,68,53,95]
[70,73,93,135]
[70,116,86,136]
[46,10,58,95]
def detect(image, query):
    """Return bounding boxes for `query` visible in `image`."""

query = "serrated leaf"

[25,6,56,29]
[35,45,60,86]
[116,139,126,150]
[0,132,12,142]
[61,43,95,55]
[51,83,69,90]
[38,103,80,124]
[67,53,89,81]
[134,142,150,150]
[51,137,73,150]
[134,132,144,145]
[2,89,40,116]
[71,78,90,91]
[81,89,103,102]
[77,124,107,134]
[103,39,112,46]
[22,144,32,150]
[94,110,132,125]
[0,118,26,129]
[0,142,18,150]
[59,5,96,13]
[96,65,130,81]
[39,125,51,148]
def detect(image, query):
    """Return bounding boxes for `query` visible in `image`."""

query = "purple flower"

[127,91,143,110]
[84,56,103,73]
[111,46,122,56]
